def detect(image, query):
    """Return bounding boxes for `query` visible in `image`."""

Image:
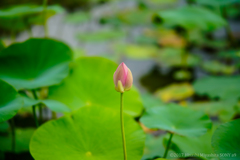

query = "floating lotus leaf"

[188,101,236,122]
[118,9,154,25]
[142,134,176,160]
[143,28,185,48]
[155,6,226,31]
[193,76,240,101]
[172,126,218,160]
[0,128,35,153]
[0,38,73,90]
[202,61,236,75]
[101,9,154,26]
[0,80,23,122]
[140,104,212,137]
[141,93,163,109]
[48,57,143,117]
[64,11,90,24]
[187,30,228,49]
[173,70,191,80]
[218,50,240,59]
[157,48,200,67]
[124,45,158,60]
[212,119,240,160]
[0,5,64,31]
[30,106,145,160]
[76,30,125,42]
[155,83,194,102]
[134,35,157,45]
[159,33,186,48]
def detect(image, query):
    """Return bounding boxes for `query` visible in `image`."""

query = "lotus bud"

[113,62,133,93]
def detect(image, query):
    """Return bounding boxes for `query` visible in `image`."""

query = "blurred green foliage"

[0,5,63,33]
[0,0,240,159]
[30,106,145,160]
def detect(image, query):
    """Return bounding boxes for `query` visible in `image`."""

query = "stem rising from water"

[120,93,127,160]
[163,132,174,158]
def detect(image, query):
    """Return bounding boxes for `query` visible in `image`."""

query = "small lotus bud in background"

[113,62,133,93]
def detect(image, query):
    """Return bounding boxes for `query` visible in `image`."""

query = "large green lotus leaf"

[0,5,63,17]
[193,76,240,101]
[156,6,226,31]
[76,30,125,42]
[21,94,71,113]
[140,104,212,137]
[27,5,64,26]
[0,80,23,122]
[142,134,176,160]
[30,106,145,160]
[189,101,236,122]
[172,126,218,160]
[48,57,143,117]
[212,119,240,160]
[0,128,35,153]
[0,38,72,90]
[157,48,200,67]
[141,93,163,109]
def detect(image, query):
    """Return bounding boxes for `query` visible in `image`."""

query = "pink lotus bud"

[113,62,133,93]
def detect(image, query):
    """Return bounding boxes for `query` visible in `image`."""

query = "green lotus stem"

[120,93,127,160]
[32,105,39,127]
[10,118,15,152]
[32,90,39,127]
[43,0,48,37]
[163,132,174,158]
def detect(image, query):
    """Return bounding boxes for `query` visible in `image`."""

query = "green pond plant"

[113,62,133,160]
[211,119,240,160]
[29,58,145,160]
[48,57,143,117]
[140,103,212,158]
[1,0,240,159]
[0,38,73,128]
